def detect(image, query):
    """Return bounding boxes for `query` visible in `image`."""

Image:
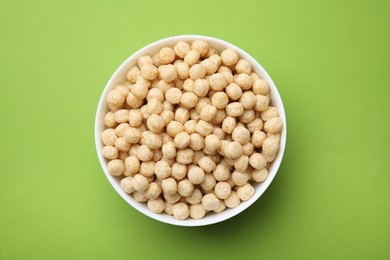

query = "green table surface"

[1,0,389,259]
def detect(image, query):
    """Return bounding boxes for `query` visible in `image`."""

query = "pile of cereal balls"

[101,40,283,220]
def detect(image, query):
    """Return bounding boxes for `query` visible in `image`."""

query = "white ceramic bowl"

[95,35,286,226]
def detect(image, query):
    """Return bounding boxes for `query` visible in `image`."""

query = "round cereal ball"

[174,132,191,149]
[114,137,131,152]
[242,142,254,156]
[104,111,118,128]
[209,73,228,91]
[174,41,191,58]
[143,132,162,150]
[189,64,207,80]
[136,145,153,161]
[189,133,205,151]
[165,87,182,104]
[214,200,226,213]
[224,141,243,159]
[139,161,155,177]
[214,181,232,199]
[235,59,252,74]
[193,79,209,97]
[252,130,267,148]
[146,98,163,115]
[240,91,257,109]
[141,63,159,80]
[195,120,213,137]
[225,83,242,100]
[132,174,149,192]
[184,120,197,134]
[261,106,279,121]
[262,135,280,155]
[221,116,236,134]
[101,129,117,146]
[235,73,253,90]
[186,188,203,205]
[164,192,181,204]
[146,114,165,134]
[177,179,194,197]
[107,159,125,176]
[128,109,143,128]
[102,146,119,159]
[157,80,174,94]
[147,197,165,213]
[172,203,189,220]
[161,177,178,195]
[239,109,255,124]
[262,151,277,162]
[212,127,225,140]
[144,182,162,200]
[120,177,134,193]
[200,104,217,122]
[189,204,206,219]
[247,118,263,133]
[234,155,249,173]
[249,153,267,170]
[212,109,226,125]
[184,50,200,66]
[180,92,198,109]
[188,166,205,184]
[154,160,172,179]
[171,163,187,181]
[252,168,269,182]
[126,66,140,83]
[263,117,283,133]
[198,157,217,173]
[160,110,174,125]
[159,64,177,82]
[138,55,153,67]
[131,83,148,99]
[114,109,129,124]
[107,89,126,107]
[176,149,194,164]
[224,191,241,208]
[162,141,177,159]
[226,102,244,117]
[164,201,173,215]
[191,40,209,57]
[200,173,216,191]
[159,47,175,64]
[183,78,195,92]
[175,107,190,124]
[194,97,211,113]
[231,170,249,186]
[175,62,190,80]
[253,79,269,95]
[123,127,141,144]
[232,126,251,144]
[211,92,229,109]
[221,48,239,66]
[204,134,221,155]
[166,121,184,137]
[133,191,148,202]
[237,183,255,201]
[126,93,143,109]
[254,95,270,112]
[124,155,140,177]
[201,193,220,211]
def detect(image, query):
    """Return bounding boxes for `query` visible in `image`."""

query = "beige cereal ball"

[211,92,229,109]
[123,127,141,144]
[164,192,181,204]
[204,134,221,155]
[189,133,205,151]
[101,129,117,146]
[141,63,159,80]
[249,153,267,170]
[213,127,225,139]
[130,83,148,100]
[250,72,260,81]
[189,204,206,219]
[183,78,195,92]
[198,157,216,173]
[254,95,270,112]
[225,191,241,208]
[206,48,218,57]
[262,135,280,155]
[191,40,209,57]
[154,160,172,179]
[234,155,249,173]
[165,121,183,138]
[157,80,173,94]
[224,141,243,159]
[143,132,163,150]
[159,64,177,82]
[239,109,255,124]
[107,89,126,107]
[252,130,267,148]
[114,137,131,152]
[235,59,252,74]
[161,177,178,195]
[126,66,140,83]
[253,79,269,95]
[152,53,161,67]
[247,118,263,133]
[128,109,143,128]
[262,151,277,162]
[194,97,211,114]
[164,201,173,215]
[120,177,135,193]
[139,161,155,177]
[214,181,232,199]
[133,191,148,202]
[114,109,129,124]
[240,91,257,109]
[132,174,149,192]
[195,120,213,137]
[180,92,198,109]
[212,109,226,125]
[161,155,175,167]
[192,151,205,165]
[174,41,191,58]
[176,149,194,165]
[171,163,187,181]
[200,104,217,122]
[107,159,125,176]
[237,183,255,201]
[193,79,209,97]
[208,73,228,91]
[214,200,226,213]
[102,146,119,160]
[186,188,203,205]
[263,117,283,133]
[159,47,175,65]
[138,55,153,67]
[144,182,162,200]
[222,116,236,134]
[104,111,118,128]
[184,50,200,66]
[161,133,173,144]
[136,144,153,161]
[232,126,251,144]
[165,88,182,105]
[136,76,151,88]
[242,142,254,156]
[252,168,269,182]
[189,64,207,80]
[146,114,165,134]
[147,88,164,103]
[201,193,220,211]
[147,197,165,213]
[129,144,140,156]
[184,120,197,134]
[140,105,150,120]
[261,106,279,121]
[231,170,249,186]
[177,179,194,197]
[221,48,239,66]
[226,102,244,117]
[188,166,205,184]
[235,73,253,90]
[190,110,200,120]
[162,141,177,159]
[225,83,243,101]
[174,132,191,149]
[172,202,189,220]
[115,84,130,96]
[200,173,217,191]
[160,110,174,126]
[175,62,190,80]
[175,107,190,124]
[126,93,143,109]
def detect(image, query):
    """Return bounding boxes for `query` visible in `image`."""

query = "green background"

[1,0,389,259]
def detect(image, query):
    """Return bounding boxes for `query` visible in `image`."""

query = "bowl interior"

[95,35,286,226]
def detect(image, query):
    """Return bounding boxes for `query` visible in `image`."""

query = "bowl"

[95,35,286,226]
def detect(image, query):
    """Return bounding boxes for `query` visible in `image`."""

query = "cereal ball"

[176,149,194,164]
[189,204,206,219]
[146,98,163,115]
[254,95,270,112]
[107,89,126,108]
[188,166,205,184]
[174,132,191,149]
[102,146,119,159]
[225,83,242,101]
[120,177,135,193]
[126,66,140,83]
[138,55,153,67]
[128,109,143,128]
[152,52,161,67]
[161,177,178,195]
[221,48,239,66]
[214,182,231,199]
[160,110,174,126]
[164,192,181,204]
[212,127,225,140]
[224,191,241,208]
[133,191,147,202]
[174,41,191,58]
[183,79,195,92]
[238,109,254,124]
[136,145,153,161]
[184,120,197,134]
[250,72,260,81]
[140,105,150,120]
[201,193,220,211]
[166,121,184,137]
[262,151,277,162]
[253,79,269,95]
[211,92,229,109]
[204,134,221,155]
[193,79,209,97]
[123,127,141,144]
[162,141,176,159]
[226,102,244,117]
[115,84,130,96]
[232,126,250,144]
[237,183,255,201]
[247,118,263,133]
[155,160,172,179]
[186,188,203,205]
[171,163,187,181]
[249,153,267,170]
[234,155,249,172]
[222,117,236,134]
[242,142,254,156]
[104,112,117,128]
[130,83,148,100]
[146,114,165,134]
[139,161,155,177]
[177,179,194,197]
[214,200,226,213]
[200,173,216,191]
[262,135,280,155]
[235,73,253,90]
[175,107,190,124]
[261,106,279,121]
[129,144,140,156]
[147,197,165,213]
[195,120,213,137]
[231,170,249,186]
[184,50,200,66]
[240,91,257,110]
[101,129,117,146]
[126,92,143,109]
[132,174,149,192]
[189,64,207,80]
[114,137,131,152]
[164,201,173,215]
[157,80,173,94]
[252,168,268,182]
[198,157,216,173]
[141,64,159,80]
[180,92,198,109]
[200,104,217,122]
[159,64,177,82]
[175,62,190,80]
[161,133,173,144]
[224,141,243,159]
[107,159,125,176]
[191,40,209,57]
[235,59,252,74]
[208,73,228,91]
[252,130,266,148]
[190,110,200,120]
[144,182,162,200]
[114,109,129,124]
[189,133,205,151]
[165,87,182,105]
[206,48,218,57]
[143,132,162,150]
[263,117,283,133]
[172,203,189,220]
[159,47,175,64]
[136,76,151,88]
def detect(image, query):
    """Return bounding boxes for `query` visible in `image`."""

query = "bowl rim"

[95,34,287,226]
